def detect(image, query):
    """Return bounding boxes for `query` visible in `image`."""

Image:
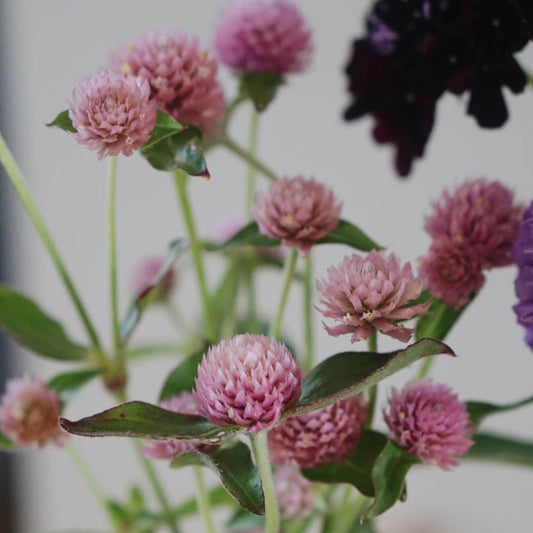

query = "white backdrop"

[2,1,533,532]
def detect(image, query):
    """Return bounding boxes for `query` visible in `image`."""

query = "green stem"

[245,253,259,333]
[302,253,315,371]
[107,157,120,354]
[221,136,279,182]
[417,356,435,380]
[269,248,298,339]
[0,131,104,359]
[172,169,216,342]
[366,334,378,427]
[250,431,280,533]
[245,108,259,218]
[193,465,215,533]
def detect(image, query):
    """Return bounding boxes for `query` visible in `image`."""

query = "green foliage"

[47,369,102,408]
[467,395,533,427]
[239,72,284,111]
[464,433,533,468]
[0,430,15,451]
[221,221,280,249]
[46,110,77,133]
[170,486,233,519]
[159,352,204,401]
[227,507,265,531]
[415,297,472,341]
[317,219,381,251]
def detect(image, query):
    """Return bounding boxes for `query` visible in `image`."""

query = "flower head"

[269,395,367,468]
[111,30,225,135]
[194,334,301,432]
[130,257,176,299]
[214,0,312,74]
[317,250,430,343]
[69,70,157,159]
[273,465,314,519]
[254,176,341,255]
[0,377,66,448]
[383,380,473,470]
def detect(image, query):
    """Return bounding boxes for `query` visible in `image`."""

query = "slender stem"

[250,431,280,533]
[366,334,378,427]
[221,136,279,182]
[417,356,435,380]
[302,253,315,371]
[107,157,120,354]
[193,465,215,533]
[245,253,259,334]
[269,248,298,339]
[172,169,216,342]
[0,131,104,358]
[125,342,195,360]
[245,108,259,218]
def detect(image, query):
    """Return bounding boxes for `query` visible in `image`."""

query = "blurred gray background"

[1,1,532,532]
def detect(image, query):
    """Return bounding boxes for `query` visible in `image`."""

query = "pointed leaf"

[0,430,16,451]
[60,401,241,443]
[288,338,454,417]
[0,286,86,360]
[171,126,210,177]
[415,297,472,341]
[48,369,102,407]
[172,441,264,515]
[317,220,381,251]
[141,109,184,149]
[464,432,533,468]
[121,239,190,341]
[221,222,280,249]
[467,395,533,428]
[239,72,283,111]
[159,351,204,402]
[47,110,77,133]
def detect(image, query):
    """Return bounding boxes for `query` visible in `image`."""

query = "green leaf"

[226,507,264,531]
[60,401,242,443]
[302,430,420,519]
[141,109,184,149]
[221,222,280,250]
[0,286,86,361]
[0,430,16,451]
[46,110,77,133]
[464,432,533,468]
[467,395,533,428]
[239,72,284,111]
[289,338,454,417]
[170,486,233,519]
[415,297,472,341]
[120,239,190,342]
[172,441,265,515]
[159,351,204,402]
[213,260,242,338]
[47,369,102,407]
[317,220,381,251]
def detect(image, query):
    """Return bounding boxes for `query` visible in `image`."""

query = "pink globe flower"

[0,377,66,448]
[214,0,312,74]
[130,257,176,299]
[194,334,301,432]
[383,380,473,471]
[254,176,342,255]
[69,70,157,159]
[419,244,485,308]
[268,395,367,468]
[273,465,314,519]
[111,30,226,136]
[317,250,431,343]
[214,214,246,243]
[425,178,524,269]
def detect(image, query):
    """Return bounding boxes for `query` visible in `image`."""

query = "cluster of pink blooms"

[420,178,524,308]
[0,377,65,448]
[317,250,430,343]
[129,257,176,300]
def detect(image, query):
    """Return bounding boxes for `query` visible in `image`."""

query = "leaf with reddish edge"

[60,401,242,443]
[467,395,533,428]
[287,338,454,418]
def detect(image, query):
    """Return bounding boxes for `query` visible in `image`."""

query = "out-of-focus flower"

[269,395,367,468]
[0,377,66,448]
[214,0,312,74]
[69,70,157,159]
[129,257,176,299]
[383,380,473,470]
[317,250,430,343]
[273,465,314,518]
[194,335,301,432]
[254,177,341,256]
[214,214,246,244]
[111,30,226,136]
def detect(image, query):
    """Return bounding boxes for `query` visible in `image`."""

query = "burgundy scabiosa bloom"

[317,250,430,343]
[269,395,367,468]
[273,465,314,519]
[214,0,312,74]
[194,334,301,432]
[0,377,66,448]
[383,380,473,470]
[69,70,157,159]
[253,176,341,256]
[130,257,176,300]
[111,30,226,136]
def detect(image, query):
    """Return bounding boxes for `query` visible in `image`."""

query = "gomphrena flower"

[69,70,157,159]
[253,176,341,255]
[130,257,176,300]
[142,392,211,460]
[512,201,533,351]
[194,334,301,432]
[110,30,226,136]
[268,395,367,468]
[383,380,473,471]
[317,250,430,343]
[0,377,66,448]
[273,465,314,519]
[214,0,312,74]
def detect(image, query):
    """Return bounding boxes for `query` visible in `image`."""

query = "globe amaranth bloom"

[214,0,312,74]
[269,395,367,468]
[0,376,66,448]
[254,176,341,256]
[69,70,157,159]
[273,465,314,519]
[111,30,225,136]
[317,250,430,343]
[383,380,473,470]
[344,1,531,176]
[193,334,301,432]
[130,257,176,300]
[512,201,533,351]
